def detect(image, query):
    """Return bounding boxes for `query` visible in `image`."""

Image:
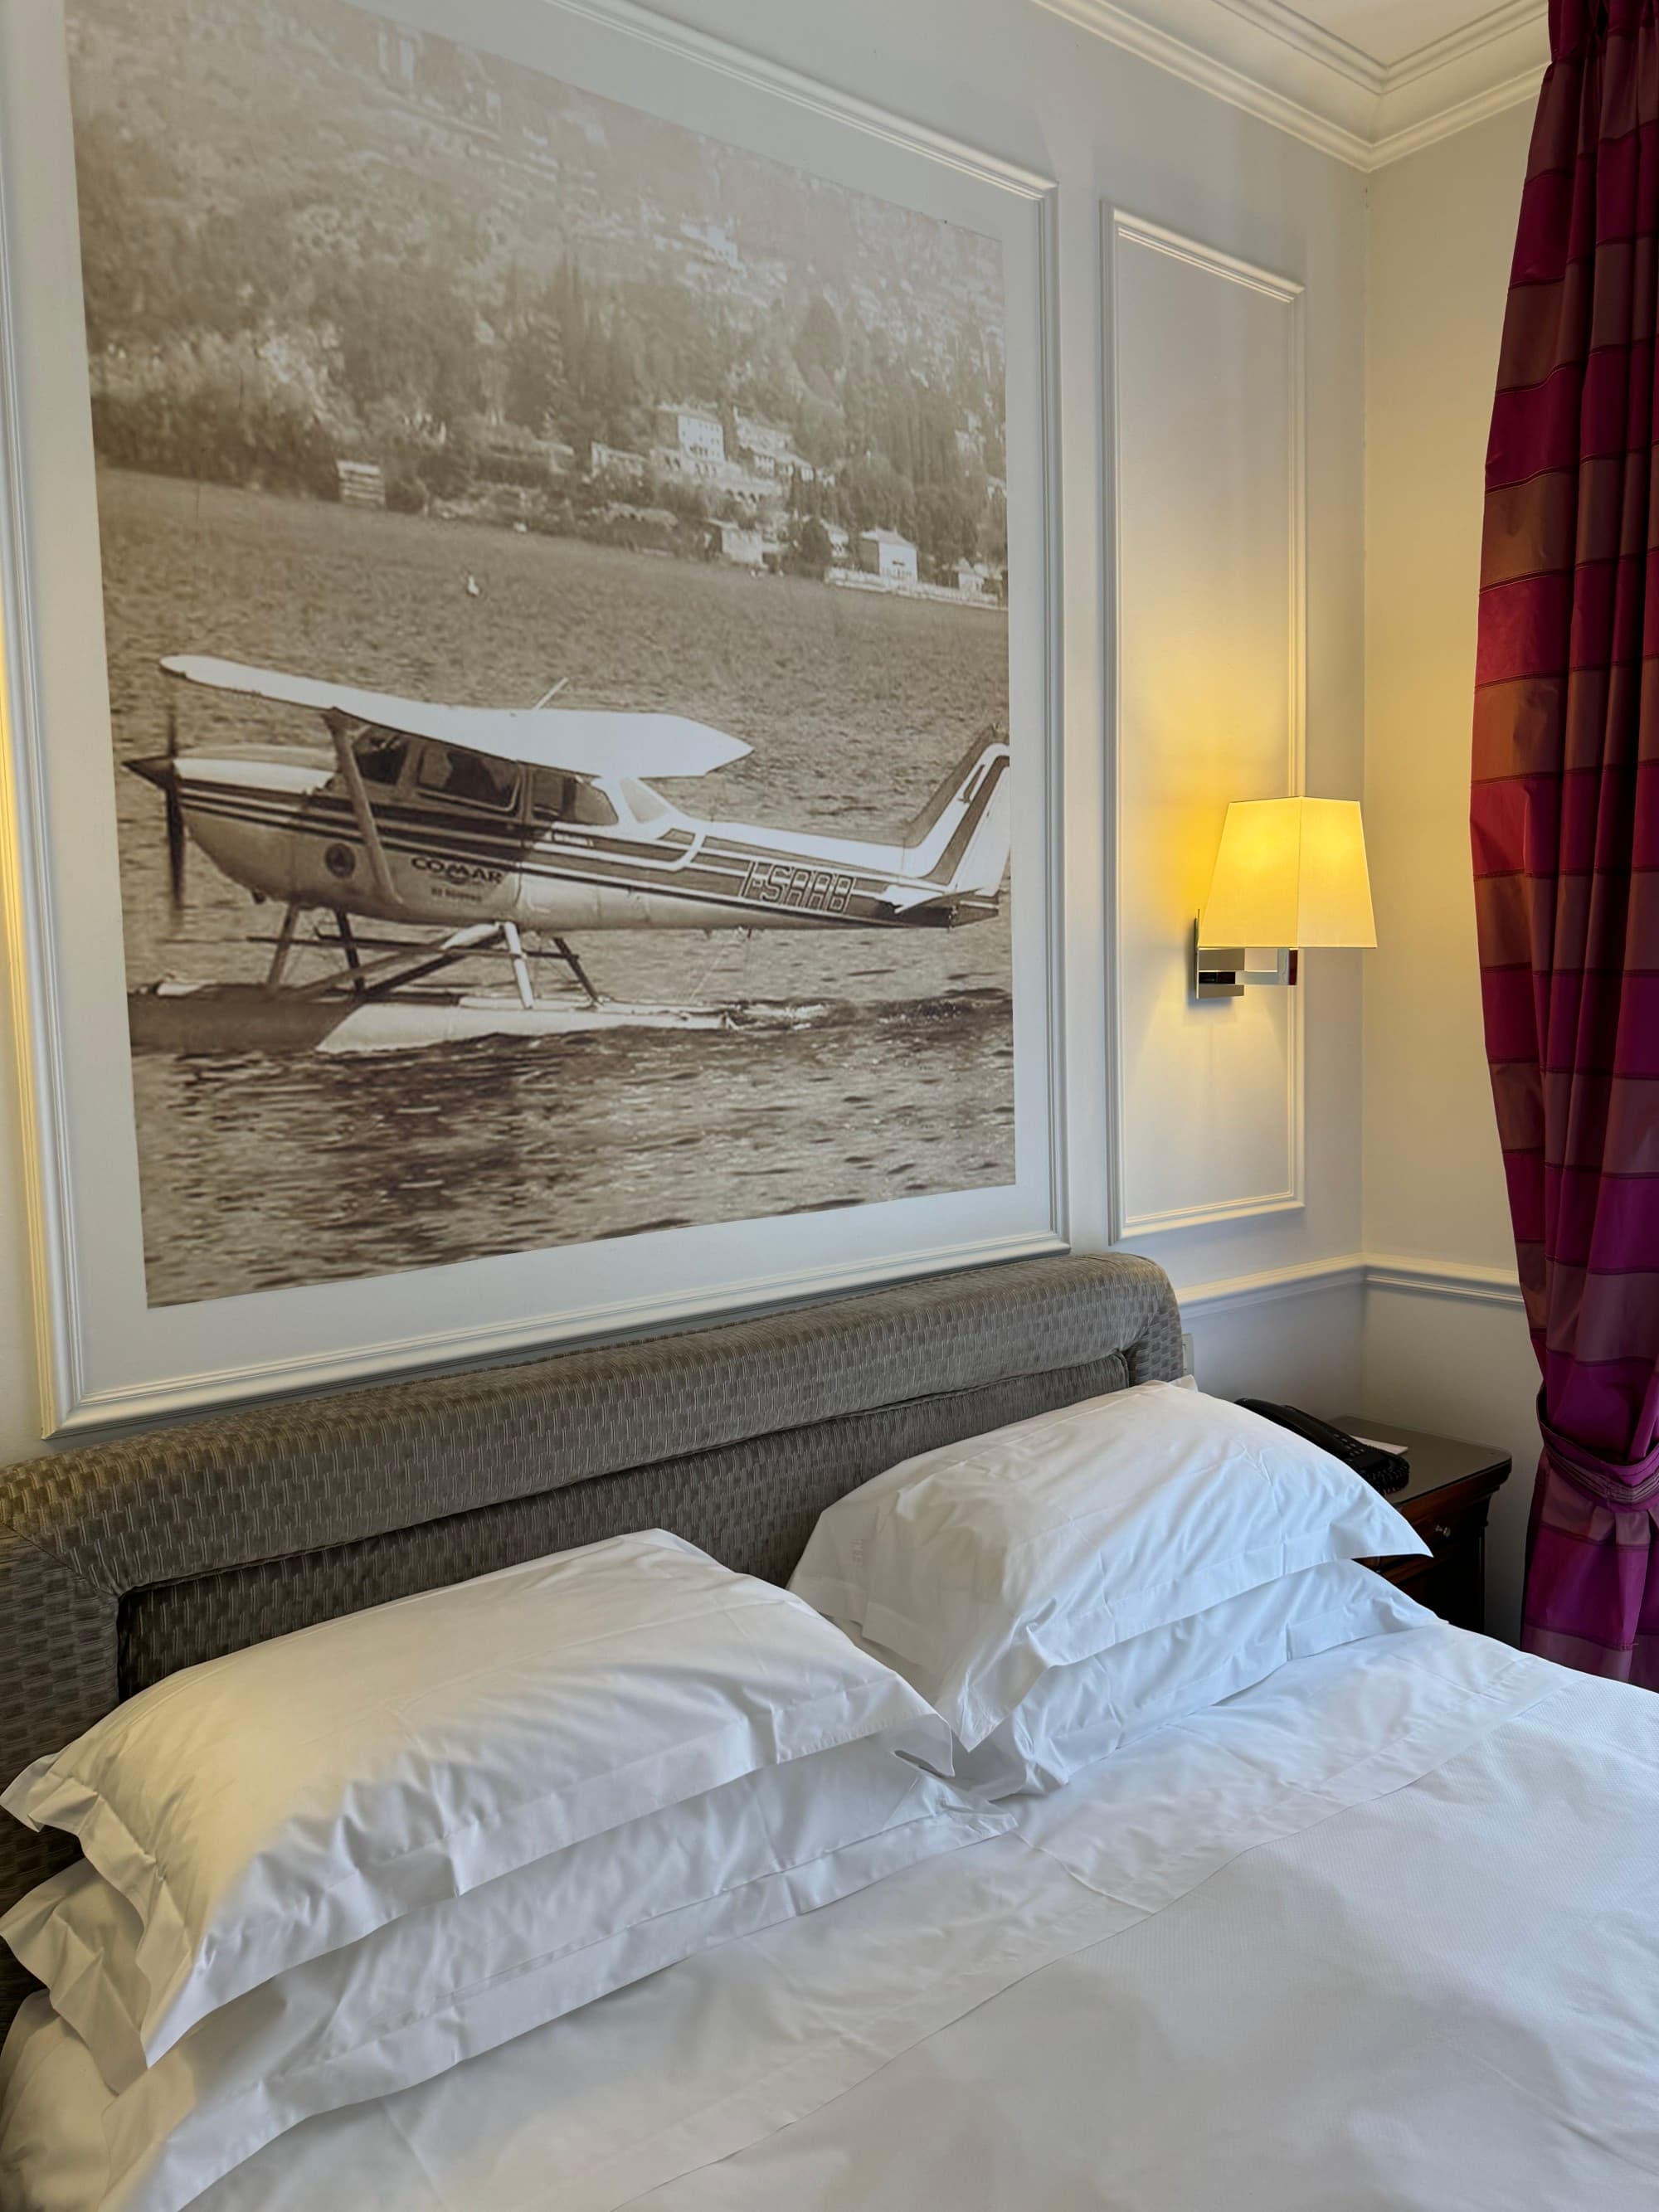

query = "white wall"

[1362,104,1538,1638]
[0,0,1374,1463]
[1189,1276,1364,1412]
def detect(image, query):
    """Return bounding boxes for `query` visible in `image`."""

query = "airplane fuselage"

[158,744,1007,936]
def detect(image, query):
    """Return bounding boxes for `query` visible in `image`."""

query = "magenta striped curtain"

[1474,0,1659,1682]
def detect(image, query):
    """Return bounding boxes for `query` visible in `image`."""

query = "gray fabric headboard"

[0,1251,1181,2031]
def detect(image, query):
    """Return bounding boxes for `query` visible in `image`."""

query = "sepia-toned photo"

[66,0,1015,1308]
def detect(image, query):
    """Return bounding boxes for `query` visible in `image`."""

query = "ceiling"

[1034,0,1550,167]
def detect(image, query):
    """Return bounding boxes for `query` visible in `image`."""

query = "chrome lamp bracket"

[1193,919,1298,1002]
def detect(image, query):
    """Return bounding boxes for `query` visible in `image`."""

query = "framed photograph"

[0,0,1064,1434]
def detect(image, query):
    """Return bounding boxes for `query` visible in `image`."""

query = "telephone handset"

[1236,1401,1410,1495]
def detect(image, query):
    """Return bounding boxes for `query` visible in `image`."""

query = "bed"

[2,1252,1657,2210]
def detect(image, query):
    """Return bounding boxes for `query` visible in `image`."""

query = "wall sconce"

[1194,798,1375,1001]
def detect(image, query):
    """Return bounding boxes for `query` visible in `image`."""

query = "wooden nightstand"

[1330,1417,1512,1635]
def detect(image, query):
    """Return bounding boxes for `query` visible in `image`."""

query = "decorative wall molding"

[1363,1252,1527,1310]
[1176,1253,1367,1319]
[1106,210,1306,1239]
[1034,0,1547,171]
[1174,1251,1525,1321]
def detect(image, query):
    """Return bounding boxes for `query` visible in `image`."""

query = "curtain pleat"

[1475,0,1659,1680]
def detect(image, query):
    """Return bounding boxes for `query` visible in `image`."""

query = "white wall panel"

[1110,215,1305,1233]
[1188,1276,1364,1409]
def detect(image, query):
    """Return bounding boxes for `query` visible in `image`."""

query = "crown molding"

[1218,0,1387,95]
[1388,0,1544,88]
[1034,0,1548,171]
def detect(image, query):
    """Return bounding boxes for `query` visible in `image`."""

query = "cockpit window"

[620,779,672,824]
[416,744,521,811]
[353,730,410,789]
[531,769,617,828]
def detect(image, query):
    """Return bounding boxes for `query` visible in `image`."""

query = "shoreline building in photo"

[654,404,727,475]
[856,527,918,586]
[712,518,767,567]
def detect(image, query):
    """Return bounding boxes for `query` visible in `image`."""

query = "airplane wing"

[160,657,752,780]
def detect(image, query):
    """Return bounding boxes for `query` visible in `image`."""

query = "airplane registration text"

[739,860,857,913]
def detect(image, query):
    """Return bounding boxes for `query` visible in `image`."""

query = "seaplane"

[125,656,1012,1054]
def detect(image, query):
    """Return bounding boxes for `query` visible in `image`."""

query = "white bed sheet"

[5,1621,1657,2212]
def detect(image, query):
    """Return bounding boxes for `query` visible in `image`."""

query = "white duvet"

[5,1621,1657,2211]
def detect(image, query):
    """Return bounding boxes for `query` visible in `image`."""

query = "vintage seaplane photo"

[127,657,1013,1055]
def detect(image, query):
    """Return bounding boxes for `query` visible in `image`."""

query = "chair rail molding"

[1365,1253,1526,1310]
[1171,1252,1525,1320]
[1105,208,1306,1241]
[1175,1253,1365,1319]
[1034,0,1547,171]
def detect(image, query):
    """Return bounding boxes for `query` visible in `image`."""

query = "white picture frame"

[0,0,1066,1435]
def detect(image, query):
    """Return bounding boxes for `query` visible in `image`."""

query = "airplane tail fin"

[897,730,1011,900]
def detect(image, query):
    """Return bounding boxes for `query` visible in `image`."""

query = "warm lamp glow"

[1200,799,1375,951]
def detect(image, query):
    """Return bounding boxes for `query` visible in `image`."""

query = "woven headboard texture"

[0,1252,1180,2030]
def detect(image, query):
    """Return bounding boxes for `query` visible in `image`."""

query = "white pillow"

[937,1562,1433,1797]
[2,1528,947,2063]
[788,1383,1428,1748]
[3,1736,1004,2212]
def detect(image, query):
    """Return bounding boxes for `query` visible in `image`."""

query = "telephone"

[1236,1401,1410,1495]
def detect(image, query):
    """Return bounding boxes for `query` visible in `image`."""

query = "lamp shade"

[1199,798,1375,950]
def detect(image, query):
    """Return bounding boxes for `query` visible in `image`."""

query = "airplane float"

[126,656,1011,1054]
